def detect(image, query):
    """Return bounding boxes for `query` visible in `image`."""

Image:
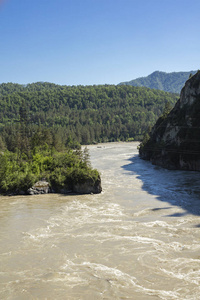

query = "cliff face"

[139,71,200,171]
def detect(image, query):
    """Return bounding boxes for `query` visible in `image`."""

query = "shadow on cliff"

[121,154,200,217]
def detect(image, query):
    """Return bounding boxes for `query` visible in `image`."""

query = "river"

[0,142,200,299]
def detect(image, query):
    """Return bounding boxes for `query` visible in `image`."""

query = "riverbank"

[1,142,200,299]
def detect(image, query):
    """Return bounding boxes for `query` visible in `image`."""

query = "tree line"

[0,82,179,151]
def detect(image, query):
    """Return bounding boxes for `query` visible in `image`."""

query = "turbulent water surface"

[0,142,200,300]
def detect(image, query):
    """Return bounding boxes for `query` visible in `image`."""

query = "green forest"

[0,82,179,194]
[0,82,178,150]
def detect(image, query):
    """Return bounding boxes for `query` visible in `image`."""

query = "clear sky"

[0,0,199,85]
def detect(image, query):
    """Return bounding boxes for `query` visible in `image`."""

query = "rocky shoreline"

[6,176,102,196]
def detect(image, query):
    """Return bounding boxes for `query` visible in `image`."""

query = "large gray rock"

[27,180,50,195]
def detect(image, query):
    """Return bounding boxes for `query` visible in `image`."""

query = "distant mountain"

[119,71,197,94]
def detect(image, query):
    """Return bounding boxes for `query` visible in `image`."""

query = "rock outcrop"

[73,175,102,194]
[27,180,50,195]
[139,71,200,171]
[26,176,102,195]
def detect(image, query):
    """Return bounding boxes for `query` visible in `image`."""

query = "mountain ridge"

[119,70,197,94]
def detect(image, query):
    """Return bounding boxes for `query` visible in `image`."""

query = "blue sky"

[0,0,199,85]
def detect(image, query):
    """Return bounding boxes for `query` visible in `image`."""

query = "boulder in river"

[27,180,50,195]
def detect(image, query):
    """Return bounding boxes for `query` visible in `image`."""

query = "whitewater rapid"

[0,142,200,299]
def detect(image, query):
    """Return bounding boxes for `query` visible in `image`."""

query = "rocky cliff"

[139,71,200,171]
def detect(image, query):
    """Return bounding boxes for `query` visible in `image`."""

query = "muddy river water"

[0,142,200,299]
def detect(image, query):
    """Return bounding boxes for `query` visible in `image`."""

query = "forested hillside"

[0,82,178,150]
[119,71,197,93]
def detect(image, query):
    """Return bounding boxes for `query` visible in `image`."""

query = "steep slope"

[0,83,178,145]
[119,70,197,94]
[139,71,200,171]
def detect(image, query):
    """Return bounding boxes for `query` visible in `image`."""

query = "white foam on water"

[22,200,126,244]
[160,268,200,286]
[2,143,200,300]
[1,251,12,256]
[143,220,175,228]
[61,260,181,299]
[158,257,200,286]
[133,208,154,217]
